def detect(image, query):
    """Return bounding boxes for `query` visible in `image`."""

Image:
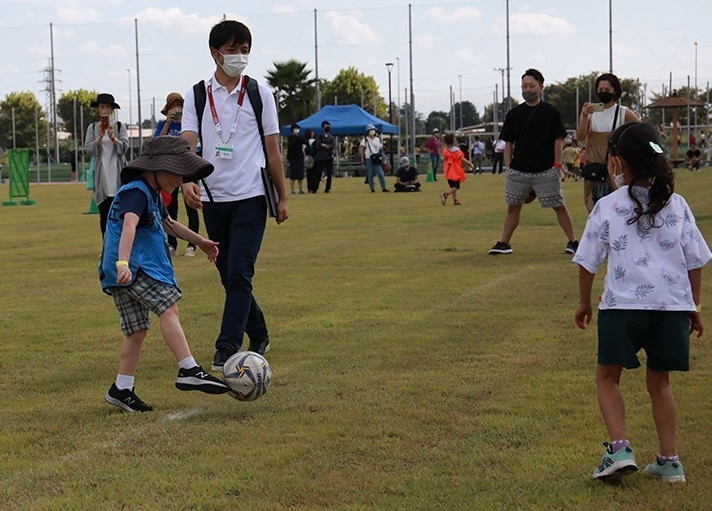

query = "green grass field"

[1,171,711,510]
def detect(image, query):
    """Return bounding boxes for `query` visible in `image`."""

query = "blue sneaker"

[592,443,638,480]
[644,458,686,483]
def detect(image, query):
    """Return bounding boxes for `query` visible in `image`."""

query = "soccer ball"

[221,351,272,401]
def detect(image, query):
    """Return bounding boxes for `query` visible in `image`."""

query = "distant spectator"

[70,154,77,183]
[492,137,505,174]
[424,128,442,180]
[84,93,129,238]
[470,136,485,174]
[154,92,201,257]
[562,140,581,181]
[686,143,701,171]
[286,123,306,194]
[484,137,494,161]
[393,156,420,192]
[312,120,335,193]
[359,123,390,193]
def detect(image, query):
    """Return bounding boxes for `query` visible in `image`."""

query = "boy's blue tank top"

[99,179,176,293]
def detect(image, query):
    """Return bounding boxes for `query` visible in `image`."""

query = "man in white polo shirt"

[181,19,288,370]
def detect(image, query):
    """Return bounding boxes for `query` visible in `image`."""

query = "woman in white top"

[577,73,639,213]
[359,124,390,192]
[85,93,129,237]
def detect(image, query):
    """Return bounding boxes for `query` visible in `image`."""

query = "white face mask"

[368,130,376,137]
[292,128,300,135]
[218,52,249,78]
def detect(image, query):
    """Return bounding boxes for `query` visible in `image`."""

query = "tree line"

[1,62,710,161]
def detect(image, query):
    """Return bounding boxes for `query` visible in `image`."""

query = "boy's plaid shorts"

[111,271,181,335]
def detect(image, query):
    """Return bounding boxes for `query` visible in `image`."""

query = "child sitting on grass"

[99,136,229,412]
[440,132,474,206]
[573,122,711,483]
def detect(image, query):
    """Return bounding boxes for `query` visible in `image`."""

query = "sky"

[0,0,710,127]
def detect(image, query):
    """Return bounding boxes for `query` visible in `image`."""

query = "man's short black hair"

[209,20,252,51]
[321,120,330,128]
[522,68,545,85]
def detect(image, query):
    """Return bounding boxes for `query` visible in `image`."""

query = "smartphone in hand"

[590,103,605,112]
[100,116,109,130]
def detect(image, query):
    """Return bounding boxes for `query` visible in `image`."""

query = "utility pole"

[458,75,463,129]
[314,9,321,111]
[127,68,133,160]
[494,67,506,120]
[50,23,59,165]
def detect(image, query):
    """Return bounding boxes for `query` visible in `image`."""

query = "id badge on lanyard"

[208,76,247,160]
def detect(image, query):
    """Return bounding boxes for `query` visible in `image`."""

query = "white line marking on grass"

[166,407,205,421]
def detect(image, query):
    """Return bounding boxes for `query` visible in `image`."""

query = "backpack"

[192,76,278,217]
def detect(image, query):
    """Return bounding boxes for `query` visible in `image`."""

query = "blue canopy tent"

[280,104,398,136]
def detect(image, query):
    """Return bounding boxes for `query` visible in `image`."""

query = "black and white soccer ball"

[221,351,272,401]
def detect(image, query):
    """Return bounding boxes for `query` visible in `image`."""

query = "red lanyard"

[207,75,247,144]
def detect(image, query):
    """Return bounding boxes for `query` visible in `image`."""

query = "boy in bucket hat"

[99,136,229,412]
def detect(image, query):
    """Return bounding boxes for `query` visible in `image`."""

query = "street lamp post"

[694,42,698,132]
[458,74,463,130]
[494,67,506,124]
[396,57,401,157]
[386,62,394,173]
[127,68,133,160]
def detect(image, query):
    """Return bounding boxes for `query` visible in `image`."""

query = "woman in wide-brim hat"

[85,92,130,238]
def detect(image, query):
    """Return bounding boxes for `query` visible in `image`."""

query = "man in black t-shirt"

[488,68,579,256]
[686,143,701,171]
[314,120,336,193]
[393,156,421,192]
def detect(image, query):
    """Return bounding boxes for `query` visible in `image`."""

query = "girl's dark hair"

[595,73,622,101]
[209,20,252,51]
[608,122,674,230]
[304,128,314,139]
[444,132,455,145]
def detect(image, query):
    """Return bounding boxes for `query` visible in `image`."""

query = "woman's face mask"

[368,130,376,137]
[597,91,615,104]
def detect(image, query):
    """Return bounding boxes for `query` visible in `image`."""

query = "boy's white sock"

[116,374,135,391]
[178,356,197,370]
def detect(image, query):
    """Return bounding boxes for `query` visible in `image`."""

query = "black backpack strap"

[192,79,212,201]
[244,75,267,163]
[193,80,206,155]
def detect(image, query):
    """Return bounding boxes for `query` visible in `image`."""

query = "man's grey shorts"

[505,167,565,207]
[111,271,181,335]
